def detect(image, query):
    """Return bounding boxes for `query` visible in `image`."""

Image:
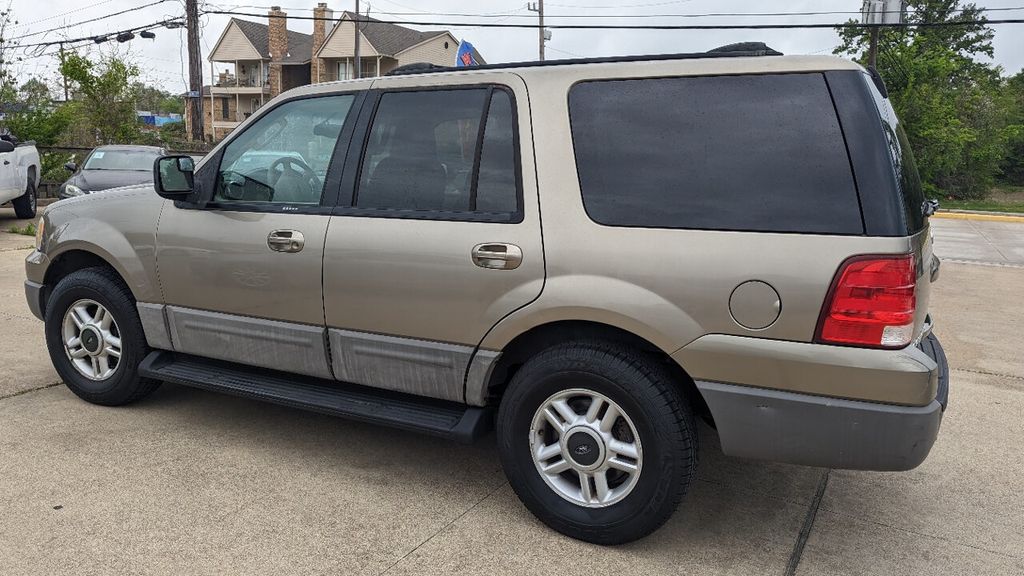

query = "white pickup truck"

[0,135,41,219]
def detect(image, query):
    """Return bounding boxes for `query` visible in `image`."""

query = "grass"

[931,186,1024,214]
[7,223,36,236]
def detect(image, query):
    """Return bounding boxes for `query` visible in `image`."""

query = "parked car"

[58,145,165,199]
[0,134,40,218]
[25,44,948,545]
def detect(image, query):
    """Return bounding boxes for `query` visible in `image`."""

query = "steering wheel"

[267,156,321,191]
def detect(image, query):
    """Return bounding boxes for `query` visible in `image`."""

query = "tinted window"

[569,74,862,234]
[215,95,354,205]
[356,88,519,219]
[864,73,926,232]
[84,149,160,171]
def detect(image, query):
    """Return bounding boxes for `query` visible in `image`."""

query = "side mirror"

[0,140,15,154]
[154,155,196,199]
[64,162,78,173]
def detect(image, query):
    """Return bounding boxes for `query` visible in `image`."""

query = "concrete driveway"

[1,206,1022,575]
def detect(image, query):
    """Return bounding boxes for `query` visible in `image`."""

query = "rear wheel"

[497,341,698,544]
[44,267,160,405]
[12,178,37,219]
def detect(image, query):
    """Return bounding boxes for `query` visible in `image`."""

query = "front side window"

[354,87,520,220]
[215,95,355,205]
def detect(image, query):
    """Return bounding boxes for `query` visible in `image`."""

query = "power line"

[16,18,184,50]
[198,10,1024,30]
[7,0,175,43]
[11,0,118,28]
[187,5,1024,19]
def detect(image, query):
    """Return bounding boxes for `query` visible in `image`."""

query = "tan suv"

[25,44,948,544]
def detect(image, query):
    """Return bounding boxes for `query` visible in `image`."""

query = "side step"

[139,351,492,443]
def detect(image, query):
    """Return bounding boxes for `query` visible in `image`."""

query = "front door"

[156,91,363,378]
[322,74,543,402]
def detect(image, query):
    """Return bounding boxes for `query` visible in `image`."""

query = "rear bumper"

[696,334,949,471]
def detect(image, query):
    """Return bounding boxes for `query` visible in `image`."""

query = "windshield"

[83,149,160,171]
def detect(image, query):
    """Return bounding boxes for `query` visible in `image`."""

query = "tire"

[44,267,160,406]
[12,177,37,219]
[497,341,698,545]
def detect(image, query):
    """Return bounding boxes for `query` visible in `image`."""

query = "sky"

[6,0,1024,95]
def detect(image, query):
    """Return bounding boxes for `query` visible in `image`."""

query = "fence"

[35,145,209,198]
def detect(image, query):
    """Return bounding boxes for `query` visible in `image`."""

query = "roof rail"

[386,62,450,76]
[381,42,783,77]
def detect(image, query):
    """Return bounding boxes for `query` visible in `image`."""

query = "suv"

[25,45,948,545]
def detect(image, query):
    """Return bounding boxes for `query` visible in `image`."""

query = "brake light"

[816,254,916,349]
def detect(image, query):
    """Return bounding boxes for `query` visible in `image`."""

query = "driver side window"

[215,94,355,205]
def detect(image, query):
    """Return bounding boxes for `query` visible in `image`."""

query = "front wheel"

[44,267,160,405]
[497,341,698,545]
[12,178,37,219]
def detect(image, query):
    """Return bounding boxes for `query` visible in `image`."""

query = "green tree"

[835,1,1019,198]
[59,51,142,145]
[1000,72,1024,185]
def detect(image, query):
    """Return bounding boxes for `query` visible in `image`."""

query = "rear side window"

[863,73,926,233]
[568,74,863,234]
[354,87,521,221]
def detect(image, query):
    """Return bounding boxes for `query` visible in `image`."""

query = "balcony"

[210,61,270,94]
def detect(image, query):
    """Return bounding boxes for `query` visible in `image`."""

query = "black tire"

[497,341,698,545]
[44,267,160,406]
[12,177,37,219]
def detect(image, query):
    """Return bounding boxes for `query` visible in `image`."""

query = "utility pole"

[186,0,204,142]
[527,1,545,61]
[353,0,360,79]
[861,0,905,69]
[58,43,69,101]
[868,27,879,68]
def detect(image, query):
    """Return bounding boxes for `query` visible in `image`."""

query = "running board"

[139,351,492,443]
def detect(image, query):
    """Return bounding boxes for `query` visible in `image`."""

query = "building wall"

[396,34,458,68]
[318,18,378,59]
[210,21,262,61]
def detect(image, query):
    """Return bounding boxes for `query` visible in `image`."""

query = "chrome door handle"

[267,229,305,253]
[472,243,522,270]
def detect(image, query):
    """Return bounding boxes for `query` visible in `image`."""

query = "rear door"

[322,72,542,403]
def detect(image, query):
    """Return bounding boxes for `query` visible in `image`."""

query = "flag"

[455,40,478,67]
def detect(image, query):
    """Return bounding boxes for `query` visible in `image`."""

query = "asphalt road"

[1,207,1022,575]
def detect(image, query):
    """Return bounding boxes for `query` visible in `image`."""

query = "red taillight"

[816,254,917,349]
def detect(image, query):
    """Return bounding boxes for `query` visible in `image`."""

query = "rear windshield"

[863,73,926,232]
[84,149,161,171]
[568,73,863,234]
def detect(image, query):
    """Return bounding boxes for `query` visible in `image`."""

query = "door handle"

[472,243,522,270]
[267,229,305,253]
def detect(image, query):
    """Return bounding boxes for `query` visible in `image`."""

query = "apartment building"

[193,3,485,141]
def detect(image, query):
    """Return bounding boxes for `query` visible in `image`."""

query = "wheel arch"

[479,319,712,425]
[42,247,136,317]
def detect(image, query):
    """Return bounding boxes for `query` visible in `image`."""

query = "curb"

[932,211,1024,223]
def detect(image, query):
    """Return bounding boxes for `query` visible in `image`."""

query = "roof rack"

[384,42,782,77]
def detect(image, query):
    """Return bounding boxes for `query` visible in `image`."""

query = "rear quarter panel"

[481,58,921,357]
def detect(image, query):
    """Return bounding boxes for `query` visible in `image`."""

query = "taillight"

[816,254,916,349]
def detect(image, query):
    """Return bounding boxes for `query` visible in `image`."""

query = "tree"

[59,51,142,145]
[0,6,22,110]
[1000,72,1024,185]
[133,82,184,114]
[835,1,1020,199]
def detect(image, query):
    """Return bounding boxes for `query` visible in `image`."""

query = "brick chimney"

[268,6,287,96]
[312,3,333,82]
